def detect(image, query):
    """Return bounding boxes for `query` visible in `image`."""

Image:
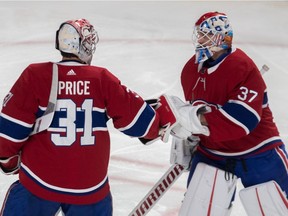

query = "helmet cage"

[192,13,233,63]
[79,23,98,56]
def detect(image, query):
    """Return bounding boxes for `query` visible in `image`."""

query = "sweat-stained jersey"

[181,48,283,158]
[0,61,160,205]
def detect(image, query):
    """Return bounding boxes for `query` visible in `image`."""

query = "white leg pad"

[179,163,237,216]
[239,180,288,216]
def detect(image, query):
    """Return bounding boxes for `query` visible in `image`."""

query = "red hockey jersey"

[0,61,160,204]
[181,48,283,157]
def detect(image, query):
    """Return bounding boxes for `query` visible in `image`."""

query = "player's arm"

[101,70,176,142]
[0,67,36,174]
[203,71,266,142]
[0,154,21,175]
[173,68,266,141]
[168,93,264,142]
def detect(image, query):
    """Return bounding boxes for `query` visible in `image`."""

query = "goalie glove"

[170,136,199,170]
[139,95,179,144]
[165,95,210,139]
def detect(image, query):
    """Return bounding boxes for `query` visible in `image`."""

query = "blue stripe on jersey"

[263,91,268,107]
[222,101,259,132]
[50,110,108,129]
[121,104,155,137]
[77,110,108,128]
[0,115,31,141]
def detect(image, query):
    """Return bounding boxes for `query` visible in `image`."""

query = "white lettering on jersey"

[58,81,90,95]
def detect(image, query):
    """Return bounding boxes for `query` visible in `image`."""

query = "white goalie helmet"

[55,19,99,64]
[192,12,233,63]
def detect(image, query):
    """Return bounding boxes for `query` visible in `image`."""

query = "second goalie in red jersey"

[167,11,288,215]
[0,19,174,216]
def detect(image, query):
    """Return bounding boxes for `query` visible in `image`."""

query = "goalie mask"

[56,19,99,64]
[192,12,233,63]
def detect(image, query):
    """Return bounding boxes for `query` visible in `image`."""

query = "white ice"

[0,1,288,216]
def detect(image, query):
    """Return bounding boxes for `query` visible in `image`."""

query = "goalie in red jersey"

[166,12,288,215]
[0,19,175,216]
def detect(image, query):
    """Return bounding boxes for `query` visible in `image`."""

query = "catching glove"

[165,95,210,139]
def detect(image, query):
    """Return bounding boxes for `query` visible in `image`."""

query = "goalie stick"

[128,164,185,216]
[30,63,58,135]
[129,64,270,216]
[260,64,269,75]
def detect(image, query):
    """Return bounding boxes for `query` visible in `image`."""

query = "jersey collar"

[205,48,235,74]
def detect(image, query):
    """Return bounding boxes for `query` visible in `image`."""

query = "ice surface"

[0,1,288,215]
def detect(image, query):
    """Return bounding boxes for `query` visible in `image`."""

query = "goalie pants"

[0,181,113,216]
[188,144,288,199]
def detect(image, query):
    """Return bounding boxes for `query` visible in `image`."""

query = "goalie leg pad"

[179,163,237,216]
[239,180,288,216]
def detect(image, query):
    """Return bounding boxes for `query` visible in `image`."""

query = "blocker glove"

[139,95,179,144]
